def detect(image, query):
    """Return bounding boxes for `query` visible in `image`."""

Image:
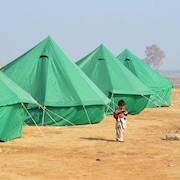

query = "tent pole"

[42,106,45,126]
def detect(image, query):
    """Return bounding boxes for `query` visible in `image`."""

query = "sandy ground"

[1,88,180,180]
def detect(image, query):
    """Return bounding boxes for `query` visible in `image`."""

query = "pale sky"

[0,0,180,70]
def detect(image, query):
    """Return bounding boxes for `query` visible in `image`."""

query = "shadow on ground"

[80,137,116,142]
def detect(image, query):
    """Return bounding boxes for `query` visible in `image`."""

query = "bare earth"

[1,88,180,180]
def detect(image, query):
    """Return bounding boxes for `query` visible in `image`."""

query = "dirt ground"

[1,89,180,180]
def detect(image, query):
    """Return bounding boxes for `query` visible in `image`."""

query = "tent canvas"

[2,36,110,126]
[116,49,173,107]
[0,71,38,142]
[76,44,153,114]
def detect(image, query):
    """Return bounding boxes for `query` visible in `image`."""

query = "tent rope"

[105,93,114,114]
[105,103,115,114]
[21,103,45,137]
[44,107,76,126]
[156,94,171,106]
[41,106,60,126]
[158,95,180,116]
[157,89,180,116]
[141,94,161,107]
[106,104,115,114]
[83,105,92,125]
[141,94,180,117]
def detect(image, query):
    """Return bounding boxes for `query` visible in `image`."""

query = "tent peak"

[47,35,52,39]
[98,44,107,49]
[43,35,55,43]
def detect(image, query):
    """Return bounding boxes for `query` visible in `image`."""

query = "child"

[113,99,128,142]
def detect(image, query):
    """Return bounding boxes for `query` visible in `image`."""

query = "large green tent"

[0,71,38,142]
[116,49,173,107]
[76,44,153,114]
[2,36,110,126]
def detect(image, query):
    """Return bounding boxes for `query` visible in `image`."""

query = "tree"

[143,44,165,70]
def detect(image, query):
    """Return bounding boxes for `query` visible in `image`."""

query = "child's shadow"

[80,137,116,142]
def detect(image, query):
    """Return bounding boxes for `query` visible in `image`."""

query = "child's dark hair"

[118,99,125,106]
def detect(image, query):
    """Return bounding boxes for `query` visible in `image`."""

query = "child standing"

[113,99,128,142]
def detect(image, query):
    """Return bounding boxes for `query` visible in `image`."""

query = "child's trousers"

[115,121,124,141]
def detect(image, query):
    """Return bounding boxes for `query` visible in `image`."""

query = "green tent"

[116,49,173,107]
[0,71,38,142]
[76,44,153,114]
[2,36,110,126]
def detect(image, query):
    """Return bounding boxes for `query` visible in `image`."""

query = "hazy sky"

[0,0,179,70]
